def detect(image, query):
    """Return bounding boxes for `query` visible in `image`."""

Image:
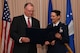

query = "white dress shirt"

[24,14,32,27]
[53,21,60,27]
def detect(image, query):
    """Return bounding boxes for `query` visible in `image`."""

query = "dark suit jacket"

[10,15,40,53]
[47,22,69,53]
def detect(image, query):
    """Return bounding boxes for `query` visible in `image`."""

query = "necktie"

[28,18,31,28]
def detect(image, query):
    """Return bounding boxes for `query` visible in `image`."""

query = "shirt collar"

[53,21,60,26]
[24,14,28,19]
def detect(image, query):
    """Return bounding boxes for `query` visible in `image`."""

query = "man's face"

[51,12,60,23]
[24,4,34,17]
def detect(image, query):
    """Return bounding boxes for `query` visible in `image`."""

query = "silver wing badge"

[59,27,63,33]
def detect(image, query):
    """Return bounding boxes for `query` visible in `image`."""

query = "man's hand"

[21,37,30,43]
[45,41,50,45]
[55,33,62,40]
[51,40,55,46]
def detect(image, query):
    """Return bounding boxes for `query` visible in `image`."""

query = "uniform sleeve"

[61,25,69,43]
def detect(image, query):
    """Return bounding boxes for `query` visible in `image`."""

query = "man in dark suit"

[10,2,40,53]
[45,10,69,53]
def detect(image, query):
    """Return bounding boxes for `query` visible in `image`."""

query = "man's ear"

[58,15,61,19]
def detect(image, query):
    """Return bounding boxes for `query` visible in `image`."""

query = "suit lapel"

[21,15,28,27]
[32,17,35,27]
